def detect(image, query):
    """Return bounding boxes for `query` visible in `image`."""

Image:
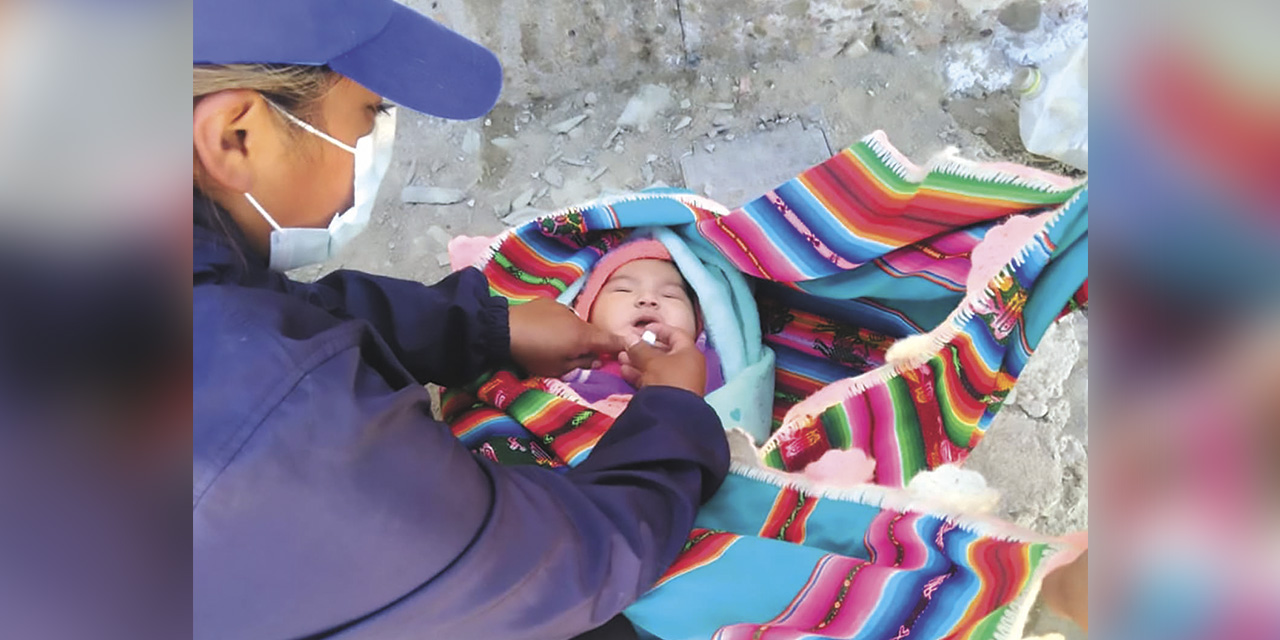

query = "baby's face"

[590,259,698,341]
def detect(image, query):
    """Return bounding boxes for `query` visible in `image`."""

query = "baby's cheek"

[676,307,699,334]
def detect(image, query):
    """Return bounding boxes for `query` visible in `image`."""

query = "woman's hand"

[618,323,706,396]
[508,298,627,378]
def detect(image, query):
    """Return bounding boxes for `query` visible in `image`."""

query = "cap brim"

[328,3,502,120]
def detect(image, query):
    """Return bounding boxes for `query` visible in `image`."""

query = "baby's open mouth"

[631,314,661,330]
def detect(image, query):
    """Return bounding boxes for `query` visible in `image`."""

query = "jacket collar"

[193,193,270,286]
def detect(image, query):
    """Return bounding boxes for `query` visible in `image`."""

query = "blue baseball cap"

[194,0,502,120]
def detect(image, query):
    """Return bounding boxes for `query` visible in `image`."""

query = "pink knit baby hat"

[572,239,673,320]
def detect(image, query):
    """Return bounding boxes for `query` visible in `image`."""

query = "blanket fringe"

[726,462,1055,545]
[861,130,1082,194]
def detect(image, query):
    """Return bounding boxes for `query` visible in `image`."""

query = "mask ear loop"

[244,193,283,231]
[246,97,360,233]
[262,99,357,154]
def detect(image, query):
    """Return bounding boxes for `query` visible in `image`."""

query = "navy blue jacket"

[192,210,729,640]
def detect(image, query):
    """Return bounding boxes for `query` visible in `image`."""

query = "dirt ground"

[298,1,1088,636]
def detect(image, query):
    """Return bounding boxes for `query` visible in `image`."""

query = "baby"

[558,239,724,416]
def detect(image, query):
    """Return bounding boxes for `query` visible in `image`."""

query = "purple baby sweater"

[564,333,725,402]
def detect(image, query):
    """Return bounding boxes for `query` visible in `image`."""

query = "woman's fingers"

[624,339,662,370]
[582,324,627,357]
[621,323,706,396]
[646,322,695,351]
[619,363,642,387]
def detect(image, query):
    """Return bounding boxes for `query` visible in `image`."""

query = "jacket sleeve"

[417,386,731,639]
[283,266,510,386]
[192,343,729,640]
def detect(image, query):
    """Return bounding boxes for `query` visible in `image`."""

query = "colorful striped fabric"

[445,131,1088,638]
[628,470,1068,640]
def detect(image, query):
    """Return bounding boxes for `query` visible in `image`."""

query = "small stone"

[641,163,655,184]
[584,91,598,106]
[437,254,452,267]
[490,137,518,150]
[542,166,565,188]
[617,84,674,129]
[612,142,625,154]
[400,186,467,205]
[725,134,736,141]
[461,129,481,155]
[466,199,476,208]
[820,44,845,60]
[483,118,491,127]
[672,115,693,132]
[679,98,692,109]
[707,102,735,110]
[503,207,545,226]
[998,0,1042,33]
[426,225,453,248]
[588,165,609,182]
[560,157,588,167]
[549,114,589,134]
[511,187,537,211]
[974,126,989,136]
[535,186,549,201]
[645,154,659,164]
[845,39,871,59]
[703,142,716,153]
[602,126,624,149]
[712,114,733,127]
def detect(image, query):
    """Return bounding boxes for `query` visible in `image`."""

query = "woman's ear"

[192,90,269,195]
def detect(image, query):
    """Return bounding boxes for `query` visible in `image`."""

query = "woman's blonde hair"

[193,63,336,117]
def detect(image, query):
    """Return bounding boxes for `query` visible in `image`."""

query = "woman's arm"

[284,267,510,386]
[193,345,729,640]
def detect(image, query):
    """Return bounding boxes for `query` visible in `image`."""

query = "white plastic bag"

[1016,40,1088,171]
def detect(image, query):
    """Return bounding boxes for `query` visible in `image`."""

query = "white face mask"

[244,99,397,272]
